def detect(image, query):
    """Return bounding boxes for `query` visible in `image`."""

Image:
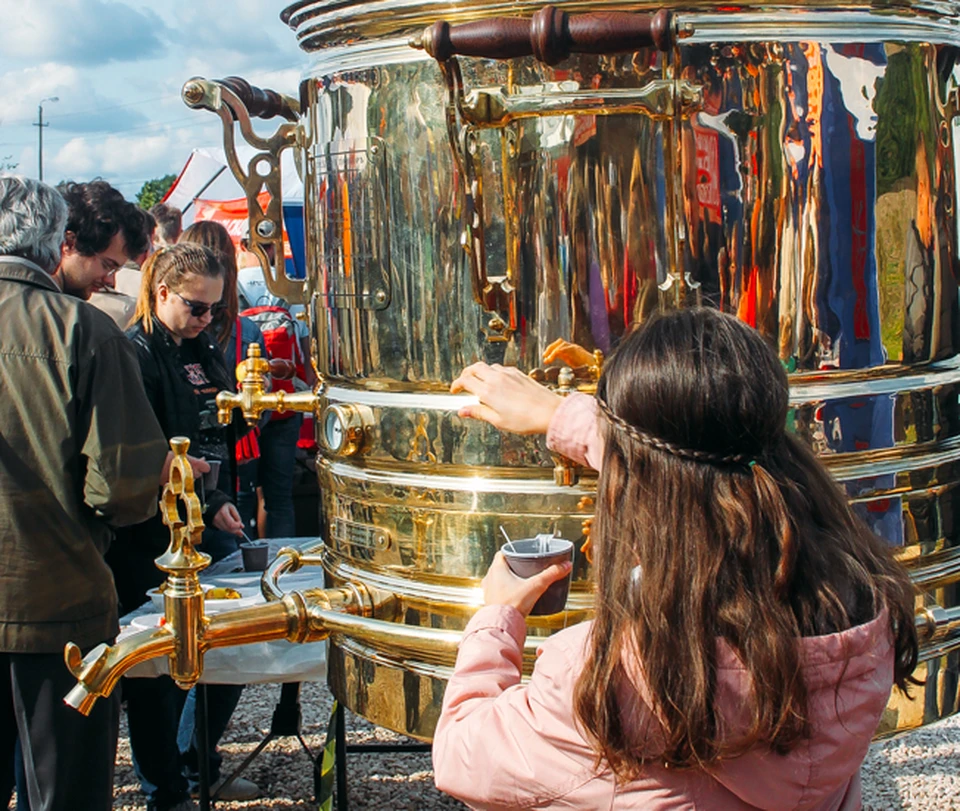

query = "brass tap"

[216,342,322,427]
[63,439,367,716]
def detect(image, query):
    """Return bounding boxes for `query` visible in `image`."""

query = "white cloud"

[48,117,222,189]
[0,1,302,194]
[0,63,151,133]
[0,63,81,124]
[4,0,170,66]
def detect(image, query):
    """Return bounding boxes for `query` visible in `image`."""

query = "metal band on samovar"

[67,1,960,740]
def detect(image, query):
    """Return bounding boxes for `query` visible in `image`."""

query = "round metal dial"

[323,408,346,453]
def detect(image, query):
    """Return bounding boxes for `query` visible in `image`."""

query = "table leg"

[197,684,212,811]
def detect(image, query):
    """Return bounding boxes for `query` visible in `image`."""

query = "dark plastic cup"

[240,540,269,572]
[202,460,221,490]
[501,536,574,616]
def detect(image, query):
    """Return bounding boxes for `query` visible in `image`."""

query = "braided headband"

[596,396,755,468]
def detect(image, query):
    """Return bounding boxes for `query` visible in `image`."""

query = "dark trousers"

[1,647,119,811]
[258,415,302,539]
[236,459,259,537]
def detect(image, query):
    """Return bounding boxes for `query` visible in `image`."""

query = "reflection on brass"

[216,343,321,427]
[153,6,960,739]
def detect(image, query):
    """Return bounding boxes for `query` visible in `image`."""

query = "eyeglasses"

[175,292,226,318]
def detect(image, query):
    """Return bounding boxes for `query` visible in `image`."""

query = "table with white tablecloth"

[119,538,328,684]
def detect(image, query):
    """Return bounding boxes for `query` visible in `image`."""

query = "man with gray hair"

[0,176,168,811]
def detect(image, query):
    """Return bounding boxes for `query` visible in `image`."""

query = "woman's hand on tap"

[212,502,245,535]
[481,552,572,617]
[451,363,562,435]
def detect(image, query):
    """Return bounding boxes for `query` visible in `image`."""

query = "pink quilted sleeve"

[432,605,596,809]
[545,392,604,471]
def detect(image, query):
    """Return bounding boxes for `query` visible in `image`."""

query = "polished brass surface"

[109,0,960,740]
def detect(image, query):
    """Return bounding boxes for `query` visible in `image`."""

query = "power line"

[0,93,178,127]
[0,62,304,127]
[1,115,216,149]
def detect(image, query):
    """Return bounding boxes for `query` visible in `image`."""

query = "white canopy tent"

[163,146,304,227]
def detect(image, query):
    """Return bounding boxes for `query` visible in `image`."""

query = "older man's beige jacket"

[0,256,167,653]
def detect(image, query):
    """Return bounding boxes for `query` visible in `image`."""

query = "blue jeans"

[258,415,302,539]
[177,684,244,791]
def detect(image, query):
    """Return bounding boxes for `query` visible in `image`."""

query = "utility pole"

[34,96,58,182]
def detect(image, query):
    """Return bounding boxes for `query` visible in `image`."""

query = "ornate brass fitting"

[216,343,322,427]
[64,436,213,712]
[63,438,363,716]
[552,367,579,486]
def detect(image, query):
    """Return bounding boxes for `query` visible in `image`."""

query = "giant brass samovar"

[67,0,960,740]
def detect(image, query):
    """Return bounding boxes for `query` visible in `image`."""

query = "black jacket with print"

[107,316,243,613]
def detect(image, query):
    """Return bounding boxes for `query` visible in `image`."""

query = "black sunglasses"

[175,292,226,318]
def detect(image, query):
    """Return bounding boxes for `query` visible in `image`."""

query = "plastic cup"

[202,460,221,490]
[240,540,269,572]
[500,535,574,615]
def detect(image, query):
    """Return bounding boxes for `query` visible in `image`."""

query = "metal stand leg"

[197,684,212,811]
[327,701,432,811]
[335,701,348,811]
[213,682,317,803]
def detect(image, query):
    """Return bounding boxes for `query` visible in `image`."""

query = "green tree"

[135,174,177,210]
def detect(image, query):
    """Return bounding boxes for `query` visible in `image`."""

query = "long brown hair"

[179,220,238,350]
[132,243,223,333]
[573,308,918,777]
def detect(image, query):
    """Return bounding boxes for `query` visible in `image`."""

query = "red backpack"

[239,305,307,421]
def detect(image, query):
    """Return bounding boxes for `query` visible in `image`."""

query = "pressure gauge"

[320,403,374,456]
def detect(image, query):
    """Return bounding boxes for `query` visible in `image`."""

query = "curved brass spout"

[217,343,322,426]
[64,626,176,715]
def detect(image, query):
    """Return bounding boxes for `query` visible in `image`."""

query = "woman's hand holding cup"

[481,552,572,617]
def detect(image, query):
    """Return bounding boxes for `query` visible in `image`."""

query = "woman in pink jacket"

[440,308,918,810]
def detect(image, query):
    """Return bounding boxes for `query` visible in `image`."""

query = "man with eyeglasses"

[54,180,150,301]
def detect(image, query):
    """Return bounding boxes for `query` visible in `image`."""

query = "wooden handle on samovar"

[217,76,299,122]
[414,6,674,64]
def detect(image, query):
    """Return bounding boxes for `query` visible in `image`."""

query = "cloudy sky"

[0,0,303,199]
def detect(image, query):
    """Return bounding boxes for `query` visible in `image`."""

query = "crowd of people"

[0,170,920,811]
[0,175,306,811]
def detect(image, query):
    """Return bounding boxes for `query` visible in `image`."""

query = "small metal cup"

[501,536,574,615]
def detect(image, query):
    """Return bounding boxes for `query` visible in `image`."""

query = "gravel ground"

[9,681,960,809]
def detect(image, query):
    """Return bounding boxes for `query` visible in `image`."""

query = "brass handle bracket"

[181,76,307,306]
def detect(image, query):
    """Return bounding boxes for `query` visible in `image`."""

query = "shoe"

[192,775,261,802]
[150,801,195,811]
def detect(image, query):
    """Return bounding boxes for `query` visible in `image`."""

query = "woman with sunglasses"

[106,243,257,811]
[180,221,268,539]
